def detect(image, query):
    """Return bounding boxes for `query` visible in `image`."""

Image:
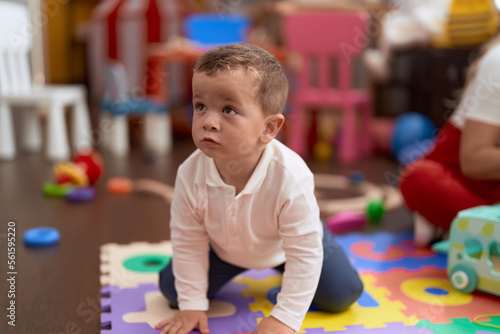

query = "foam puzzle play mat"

[99,231,500,333]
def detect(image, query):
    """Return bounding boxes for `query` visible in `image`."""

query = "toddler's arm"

[170,174,211,312]
[460,119,500,179]
[269,177,324,331]
[458,46,500,180]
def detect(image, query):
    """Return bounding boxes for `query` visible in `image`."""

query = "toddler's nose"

[203,113,220,131]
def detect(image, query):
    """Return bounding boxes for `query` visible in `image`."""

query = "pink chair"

[282,11,373,164]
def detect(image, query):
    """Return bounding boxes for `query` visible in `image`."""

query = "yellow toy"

[313,140,333,163]
[432,0,498,48]
[53,162,89,186]
[364,0,499,82]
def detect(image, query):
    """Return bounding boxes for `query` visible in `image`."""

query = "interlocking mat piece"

[99,231,500,333]
[302,323,434,333]
[368,267,500,324]
[100,241,172,287]
[335,230,447,272]
[100,281,263,334]
[236,271,419,332]
[417,318,500,334]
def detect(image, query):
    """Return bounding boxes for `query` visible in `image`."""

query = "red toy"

[74,149,104,185]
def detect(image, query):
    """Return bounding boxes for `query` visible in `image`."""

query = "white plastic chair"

[0,1,92,161]
[101,60,172,157]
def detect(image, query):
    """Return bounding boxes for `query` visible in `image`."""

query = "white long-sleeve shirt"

[170,139,323,331]
[451,43,500,130]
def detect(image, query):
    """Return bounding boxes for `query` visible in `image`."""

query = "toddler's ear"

[260,114,285,144]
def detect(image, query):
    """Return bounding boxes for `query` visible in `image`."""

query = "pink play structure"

[282,11,373,164]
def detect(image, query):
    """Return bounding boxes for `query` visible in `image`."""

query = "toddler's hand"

[154,310,209,334]
[253,316,294,334]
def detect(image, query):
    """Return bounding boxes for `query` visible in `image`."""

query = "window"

[488,242,500,274]
[464,239,483,261]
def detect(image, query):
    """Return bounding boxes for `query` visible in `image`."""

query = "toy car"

[432,205,500,296]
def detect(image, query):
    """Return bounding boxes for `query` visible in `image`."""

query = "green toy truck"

[432,205,500,296]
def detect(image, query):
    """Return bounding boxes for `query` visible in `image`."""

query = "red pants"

[399,122,500,231]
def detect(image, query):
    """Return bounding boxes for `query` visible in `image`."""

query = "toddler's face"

[191,69,267,164]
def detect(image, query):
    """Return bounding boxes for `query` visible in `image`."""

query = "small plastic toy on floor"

[23,227,60,247]
[43,149,104,203]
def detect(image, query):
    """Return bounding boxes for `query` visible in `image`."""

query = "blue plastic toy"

[348,170,365,184]
[391,112,436,158]
[183,13,251,49]
[65,187,96,203]
[23,227,60,247]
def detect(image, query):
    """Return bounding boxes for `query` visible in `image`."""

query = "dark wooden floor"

[0,134,412,333]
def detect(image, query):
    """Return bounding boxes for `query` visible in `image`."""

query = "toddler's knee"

[399,160,443,209]
[399,159,442,192]
[331,277,364,313]
[399,161,425,191]
[314,274,364,313]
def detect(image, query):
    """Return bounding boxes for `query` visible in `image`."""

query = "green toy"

[42,181,73,198]
[432,205,500,297]
[365,198,385,224]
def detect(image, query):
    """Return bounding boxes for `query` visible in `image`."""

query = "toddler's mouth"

[202,137,219,146]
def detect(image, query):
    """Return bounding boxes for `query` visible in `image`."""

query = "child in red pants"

[399,35,500,246]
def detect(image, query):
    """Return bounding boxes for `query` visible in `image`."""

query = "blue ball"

[391,112,436,157]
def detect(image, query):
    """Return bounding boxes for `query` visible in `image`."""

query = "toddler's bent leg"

[206,249,247,299]
[399,159,487,230]
[158,261,178,308]
[312,226,363,313]
[158,249,247,308]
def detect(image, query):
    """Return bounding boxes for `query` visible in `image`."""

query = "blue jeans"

[159,224,363,313]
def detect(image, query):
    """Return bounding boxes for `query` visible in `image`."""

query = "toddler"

[156,43,363,334]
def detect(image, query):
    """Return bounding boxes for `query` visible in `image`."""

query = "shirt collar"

[206,157,225,188]
[204,141,274,194]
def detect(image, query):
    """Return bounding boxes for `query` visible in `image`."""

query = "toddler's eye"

[195,103,206,112]
[223,107,236,115]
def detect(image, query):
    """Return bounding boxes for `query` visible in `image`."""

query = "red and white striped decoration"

[87,0,191,103]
